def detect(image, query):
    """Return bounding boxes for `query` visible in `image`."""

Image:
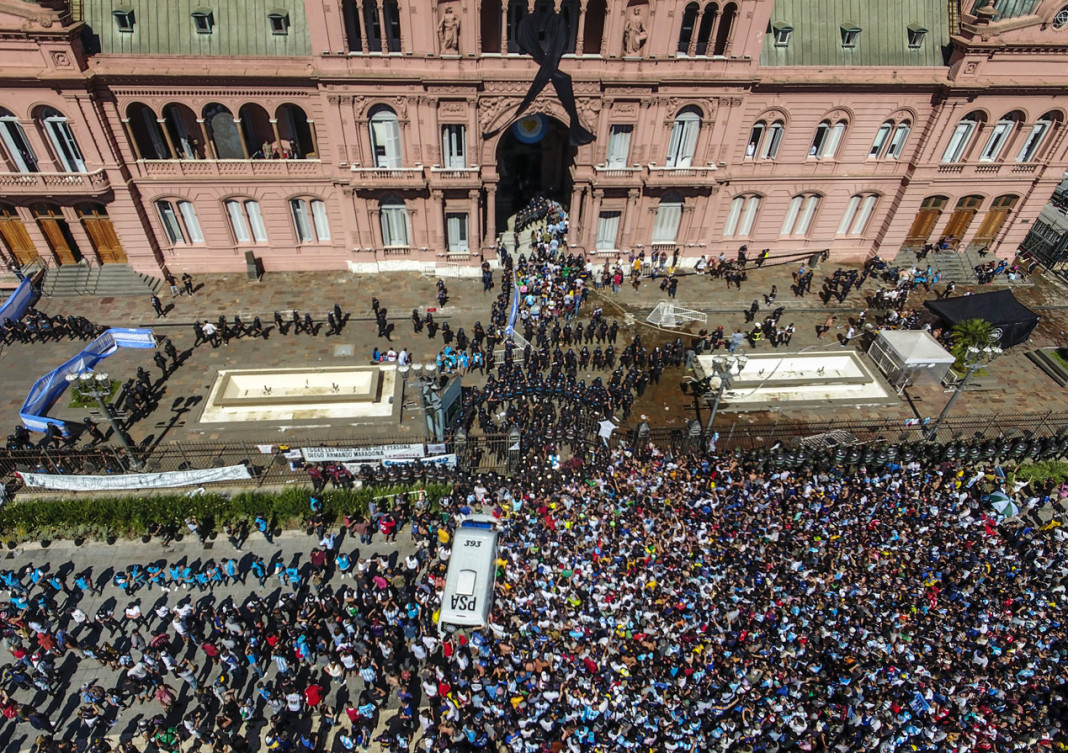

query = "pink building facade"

[1,0,1067,277]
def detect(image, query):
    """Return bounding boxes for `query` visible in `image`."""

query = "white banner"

[17,464,253,491]
[301,444,425,462]
[382,453,457,468]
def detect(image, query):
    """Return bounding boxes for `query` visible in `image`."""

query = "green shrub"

[0,483,449,544]
[1013,460,1068,486]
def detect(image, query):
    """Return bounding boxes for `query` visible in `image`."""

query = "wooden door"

[32,204,81,265]
[941,195,984,244]
[78,204,128,264]
[971,194,1019,247]
[904,196,947,245]
[0,204,39,266]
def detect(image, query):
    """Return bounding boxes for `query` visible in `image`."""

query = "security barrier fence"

[2,409,1067,494]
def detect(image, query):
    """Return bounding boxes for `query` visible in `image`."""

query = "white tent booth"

[868,330,956,391]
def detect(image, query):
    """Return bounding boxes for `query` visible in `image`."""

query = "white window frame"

[869,122,892,158]
[0,115,39,173]
[446,212,469,253]
[838,194,877,236]
[442,124,466,170]
[1015,118,1051,162]
[781,195,819,236]
[156,201,185,245]
[652,200,683,244]
[290,198,328,243]
[823,121,846,159]
[942,117,978,163]
[773,25,792,47]
[746,122,765,159]
[380,202,410,247]
[156,200,202,245]
[725,196,759,238]
[979,117,1015,162]
[809,122,829,158]
[761,121,784,160]
[606,125,633,169]
[887,121,911,159]
[369,109,402,169]
[226,199,268,244]
[42,113,86,173]
[178,200,203,243]
[595,211,621,251]
[666,110,700,168]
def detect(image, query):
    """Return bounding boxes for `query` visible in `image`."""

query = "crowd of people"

[3,440,1068,753]
[1,310,104,345]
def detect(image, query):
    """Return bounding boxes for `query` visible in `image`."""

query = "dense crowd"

[3,443,1068,753]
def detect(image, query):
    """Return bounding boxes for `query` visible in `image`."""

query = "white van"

[437,514,499,632]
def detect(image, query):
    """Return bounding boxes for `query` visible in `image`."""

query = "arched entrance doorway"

[494,114,574,232]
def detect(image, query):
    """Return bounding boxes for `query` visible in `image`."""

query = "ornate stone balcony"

[428,166,480,188]
[0,169,110,195]
[644,163,718,187]
[135,159,324,179]
[350,166,425,187]
[592,165,644,186]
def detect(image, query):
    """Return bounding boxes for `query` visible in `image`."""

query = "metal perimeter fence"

[3,409,1068,494]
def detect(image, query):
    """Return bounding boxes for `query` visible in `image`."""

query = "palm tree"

[950,317,994,370]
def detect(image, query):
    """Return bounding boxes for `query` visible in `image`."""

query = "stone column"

[156,119,177,159]
[687,8,703,57]
[376,0,387,52]
[576,0,587,55]
[585,189,604,250]
[620,188,639,248]
[568,185,583,248]
[231,119,251,159]
[197,119,217,160]
[468,190,480,252]
[121,119,142,160]
[306,119,320,158]
[500,3,508,53]
[486,183,497,247]
[431,190,446,249]
[270,119,283,156]
[354,0,368,51]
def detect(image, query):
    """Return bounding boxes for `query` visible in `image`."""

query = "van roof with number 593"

[437,514,500,632]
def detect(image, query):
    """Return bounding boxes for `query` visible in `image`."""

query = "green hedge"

[0,483,450,544]
[1013,460,1068,486]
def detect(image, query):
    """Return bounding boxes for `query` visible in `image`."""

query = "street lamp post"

[703,354,748,433]
[923,344,1002,441]
[401,363,441,442]
[65,369,143,471]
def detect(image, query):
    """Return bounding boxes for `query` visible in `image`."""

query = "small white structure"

[647,301,707,328]
[868,330,956,390]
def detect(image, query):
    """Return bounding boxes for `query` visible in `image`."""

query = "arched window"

[0,108,38,172]
[724,195,760,238]
[745,121,764,159]
[1016,112,1057,162]
[887,121,911,159]
[382,0,401,52]
[362,0,382,52]
[979,113,1020,162]
[761,120,784,159]
[162,103,203,160]
[905,195,948,246]
[37,108,86,173]
[666,107,701,168]
[225,199,268,243]
[369,106,402,169]
[155,199,204,245]
[238,103,274,159]
[677,3,699,56]
[202,103,245,159]
[869,121,893,158]
[506,0,527,53]
[290,197,331,243]
[781,194,820,236]
[652,194,683,244]
[380,197,410,247]
[712,2,735,55]
[837,194,879,236]
[276,104,316,159]
[481,0,501,53]
[810,120,846,159]
[582,0,605,54]
[695,3,719,55]
[942,112,982,163]
[126,102,169,160]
